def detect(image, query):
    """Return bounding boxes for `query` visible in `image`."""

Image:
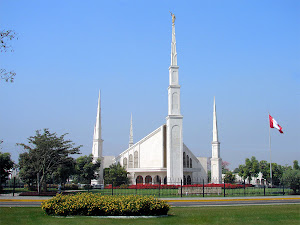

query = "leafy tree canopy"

[238,156,259,184]
[224,171,236,184]
[18,129,81,191]
[104,163,129,187]
[1,30,17,82]
[293,160,299,170]
[281,168,300,194]
[74,154,100,184]
[222,161,230,174]
[0,151,14,190]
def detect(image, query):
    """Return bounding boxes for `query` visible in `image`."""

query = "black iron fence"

[1,178,296,197]
[89,179,294,197]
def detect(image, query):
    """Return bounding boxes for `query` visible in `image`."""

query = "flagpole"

[269,115,273,188]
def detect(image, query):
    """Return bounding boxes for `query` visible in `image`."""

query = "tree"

[224,171,235,184]
[18,152,36,188]
[259,160,269,179]
[18,129,81,192]
[104,163,129,186]
[281,168,300,194]
[1,30,17,82]
[52,157,76,185]
[233,167,240,173]
[74,154,100,184]
[259,160,284,185]
[0,152,14,191]
[293,160,299,170]
[238,156,259,184]
[207,170,211,183]
[222,161,230,174]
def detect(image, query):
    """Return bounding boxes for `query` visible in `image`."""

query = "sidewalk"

[0,194,299,202]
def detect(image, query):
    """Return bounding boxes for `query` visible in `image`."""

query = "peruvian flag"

[269,114,283,133]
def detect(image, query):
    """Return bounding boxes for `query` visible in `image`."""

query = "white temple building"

[91,15,222,185]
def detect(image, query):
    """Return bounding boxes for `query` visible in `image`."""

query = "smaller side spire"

[129,113,133,147]
[213,96,218,142]
[94,90,102,140]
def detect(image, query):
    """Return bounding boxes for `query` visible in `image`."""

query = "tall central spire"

[166,12,183,184]
[170,12,177,66]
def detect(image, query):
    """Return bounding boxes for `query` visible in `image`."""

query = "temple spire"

[170,12,177,66]
[213,96,218,142]
[94,90,102,140]
[91,90,104,185]
[129,113,133,147]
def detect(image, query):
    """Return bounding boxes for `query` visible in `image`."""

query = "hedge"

[41,193,170,216]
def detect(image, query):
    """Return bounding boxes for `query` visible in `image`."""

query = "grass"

[0,204,299,225]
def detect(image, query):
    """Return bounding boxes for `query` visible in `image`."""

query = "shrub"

[41,193,170,216]
[62,184,78,190]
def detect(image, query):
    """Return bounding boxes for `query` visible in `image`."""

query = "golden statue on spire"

[170,11,176,24]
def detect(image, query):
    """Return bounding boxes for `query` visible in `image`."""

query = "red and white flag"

[269,114,283,133]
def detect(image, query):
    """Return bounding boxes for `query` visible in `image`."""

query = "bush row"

[41,193,170,216]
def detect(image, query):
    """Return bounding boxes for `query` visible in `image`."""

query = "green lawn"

[0,205,299,225]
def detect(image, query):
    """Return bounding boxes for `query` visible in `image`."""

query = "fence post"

[223,181,226,197]
[243,180,246,196]
[112,183,114,196]
[135,179,137,195]
[13,177,16,196]
[158,182,160,197]
[202,179,205,198]
[264,185,266,196]
[180,179,182,198]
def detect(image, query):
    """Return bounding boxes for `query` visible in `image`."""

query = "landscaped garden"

[41,193,170,216]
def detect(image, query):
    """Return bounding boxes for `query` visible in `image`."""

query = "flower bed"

[104,183,253,189]
[105,184,179,189]
[41,193,170,216]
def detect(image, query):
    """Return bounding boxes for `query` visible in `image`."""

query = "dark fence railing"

[88,179,294,198]
[1,177,295,197]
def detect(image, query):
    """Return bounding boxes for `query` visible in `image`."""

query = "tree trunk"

[42,180,47,192]
[37,173,40,193]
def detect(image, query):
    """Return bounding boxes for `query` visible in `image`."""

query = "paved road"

[0,195,299,207]
[165,197,300,207]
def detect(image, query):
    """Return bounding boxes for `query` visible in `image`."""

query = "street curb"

[165,197,300,202]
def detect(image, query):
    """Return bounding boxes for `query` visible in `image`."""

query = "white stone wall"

[115,125,166,183]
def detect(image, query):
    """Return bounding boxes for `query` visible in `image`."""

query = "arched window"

[154,175,161,184]
[128,154,133,168]
[134,151,138,168]
[136,175,143,184]
[190,158,192,168]
[187,175,192,185]
[183,175,187,185]
[145,175,152,184]
[187,155,189,168]
[123,157,128,168]
[163,176,167,185]
[183,152,186,168]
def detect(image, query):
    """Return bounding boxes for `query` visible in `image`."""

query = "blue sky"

[1,0,299,170]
